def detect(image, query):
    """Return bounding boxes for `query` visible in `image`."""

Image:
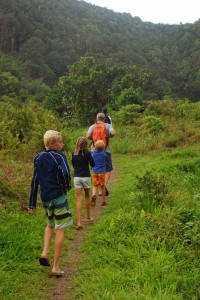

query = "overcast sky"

[84,0,200,24]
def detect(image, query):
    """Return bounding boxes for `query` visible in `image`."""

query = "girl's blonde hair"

[44,130,61,149]
[94,140,105,150]
[74,137,88,155]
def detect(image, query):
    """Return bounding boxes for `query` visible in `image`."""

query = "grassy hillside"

[69,101,200,299]
[1,100,200,299]
[71,152,200,299]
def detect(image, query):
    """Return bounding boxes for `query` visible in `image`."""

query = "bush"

[133,170,172,212]
[141,115,164,133]
[112,104,142,125]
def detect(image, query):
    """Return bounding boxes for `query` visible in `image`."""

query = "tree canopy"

[46,56,149,125]
[0,0,200,101]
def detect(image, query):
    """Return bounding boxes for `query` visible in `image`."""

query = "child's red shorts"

[92,173,105,186]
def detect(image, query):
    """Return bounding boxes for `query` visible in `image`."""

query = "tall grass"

[0,193,76,300]
[70,153,200,300]
[1,207,46,299]
[1,99,200,299]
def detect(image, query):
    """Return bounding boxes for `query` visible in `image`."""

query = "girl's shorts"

[43,195,73,229]
[92,173,105,186]
[74,177,91,189]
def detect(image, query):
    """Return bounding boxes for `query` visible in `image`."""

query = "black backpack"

[105,115,111,124]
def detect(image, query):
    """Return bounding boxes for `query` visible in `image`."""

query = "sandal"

[90,195,97,207]
[105,187,109,196]
[39,257,50,266]
[76,225,83,230]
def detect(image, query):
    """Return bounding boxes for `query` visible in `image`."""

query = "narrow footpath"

[47,163,119,300]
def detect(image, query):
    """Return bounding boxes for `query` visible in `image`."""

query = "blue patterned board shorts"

[43,195,73,230]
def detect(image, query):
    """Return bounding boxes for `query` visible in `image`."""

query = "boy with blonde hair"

[28,130,72,277]
[91,140,107,206]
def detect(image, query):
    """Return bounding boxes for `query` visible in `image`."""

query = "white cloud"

[84,0,200,24]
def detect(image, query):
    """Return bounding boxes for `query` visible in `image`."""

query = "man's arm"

[107,123,116,138]
[86,132,92,139]
[109,129,116,138]
[86,125,93,140]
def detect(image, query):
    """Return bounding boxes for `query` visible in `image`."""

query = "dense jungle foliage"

[1,0,200,104]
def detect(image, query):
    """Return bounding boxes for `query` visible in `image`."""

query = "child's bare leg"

[92,185,98,197]
[52,228,65,273]
[41,225,54,259]
[100,172,110,194]
[105,172,111,187]
[76,188,82,227]
[91,185,98,207]
[84,188,90,219]
[101,185,106,202]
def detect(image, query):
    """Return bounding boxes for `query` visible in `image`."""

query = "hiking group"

[28,110,116,277]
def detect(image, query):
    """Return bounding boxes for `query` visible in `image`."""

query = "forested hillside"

[1,0,200,101]
[1,2,200,298]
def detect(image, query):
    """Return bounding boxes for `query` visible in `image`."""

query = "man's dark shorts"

[105,152,113,172]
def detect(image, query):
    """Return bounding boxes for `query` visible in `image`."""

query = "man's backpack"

[92,123,108,148]
[105,115,111,124]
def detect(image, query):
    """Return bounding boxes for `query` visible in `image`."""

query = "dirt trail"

[47,164,119,300]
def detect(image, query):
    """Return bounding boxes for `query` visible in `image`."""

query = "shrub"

[176,159,200,174]
[133,170,171,212]
[176,209,200,248]
[144,99,196,119]
[164,135,180,148]
[141,115,164,133]
[113,104,142,125]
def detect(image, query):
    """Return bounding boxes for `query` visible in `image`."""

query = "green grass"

[70,153,200,300]
[1,148,200,299]
[0,202,76,300]
[0,208,46,299]
[1,107,200,299]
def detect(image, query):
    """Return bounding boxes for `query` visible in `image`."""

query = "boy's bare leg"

[76,188,82,227]
[105,171,111,187]
[52,229,65,273]
[92,185,98,197]
[41,225,54,260]
[99,172,111,194]
[84,188,90,219]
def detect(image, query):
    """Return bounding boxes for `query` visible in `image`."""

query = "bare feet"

[86,217,94,223]
[51,270,65,277]
[76,225,83,230]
